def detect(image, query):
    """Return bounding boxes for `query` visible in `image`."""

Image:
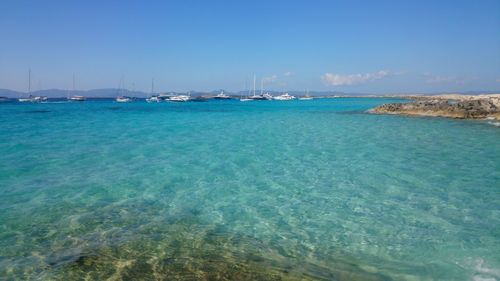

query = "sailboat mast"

[28,69,31,95]
[244,78,247,98]
[151,78,154,95]
[260,79,263,95]
[253,74,256,96]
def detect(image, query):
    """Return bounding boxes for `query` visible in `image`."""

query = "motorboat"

[146,95,161,103]
[157,93,174,101]
[273,93,296,101]
[213,91,231,100]
[262,92,273,100]
[168,95,190,102]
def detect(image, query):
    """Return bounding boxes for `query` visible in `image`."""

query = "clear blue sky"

[0,0,499,93]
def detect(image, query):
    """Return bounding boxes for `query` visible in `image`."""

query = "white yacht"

[69,95,86,101]
[18,97,32,102]
[168,93,190,102]
[157,93,173,101]
[146,96,160,103]
[116,96,132,103]
[262,92,273,100]
[213,91,231,100]
[273,93,296,101]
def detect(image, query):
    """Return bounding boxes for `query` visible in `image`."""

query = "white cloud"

[321,70,389,86]
[283,71,293,77]
[262,75,277,84]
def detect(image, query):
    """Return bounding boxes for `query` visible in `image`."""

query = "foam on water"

[0,99,499,280]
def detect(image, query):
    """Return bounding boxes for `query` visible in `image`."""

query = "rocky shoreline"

[370,94,500,120]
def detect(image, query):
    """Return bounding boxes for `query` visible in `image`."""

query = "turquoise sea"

[0,98,499,280]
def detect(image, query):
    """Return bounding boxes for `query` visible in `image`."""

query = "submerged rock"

[370,96,500,120]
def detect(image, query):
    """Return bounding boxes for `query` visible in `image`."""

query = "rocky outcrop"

[370,96,500,120]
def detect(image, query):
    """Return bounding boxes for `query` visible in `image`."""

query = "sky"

[0,0,499,93]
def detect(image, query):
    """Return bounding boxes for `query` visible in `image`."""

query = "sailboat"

[239,79,252,101]
[116,96,132,102]
[299,89,313,100]
[69,74,86,101]
[260,79,273,100]
[18,69,45,102]
[115,77,132,102]
[248,75,266,100]
[146,79,160,103]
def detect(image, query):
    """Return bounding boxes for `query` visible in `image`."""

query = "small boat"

[19,95,46,103]
[18,97,32,102]
[299,90,313,100]
[213,91,231,100]
[168,91,191,102]
[168,95,190,102]
[248,95,267,100]
[69,95,86,101]
[146,96,160,103]
[262,92,273,100]
[158,93,174,101]
[273,93,296,101]
[116,96,132,103]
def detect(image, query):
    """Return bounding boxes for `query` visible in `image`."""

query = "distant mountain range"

[0,88,498,98]
[0,88,148,98]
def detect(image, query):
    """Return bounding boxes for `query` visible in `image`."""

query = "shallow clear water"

[0,98,499,280]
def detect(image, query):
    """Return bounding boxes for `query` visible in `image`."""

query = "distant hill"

[0,88,149,98]
[0,89,23,98]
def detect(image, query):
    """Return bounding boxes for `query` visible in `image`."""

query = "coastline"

[369,94,500,121]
